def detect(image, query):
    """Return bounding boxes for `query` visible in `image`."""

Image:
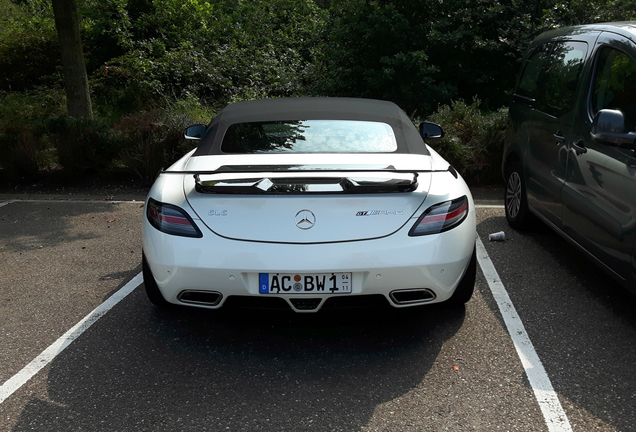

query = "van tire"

[505,161,533,230]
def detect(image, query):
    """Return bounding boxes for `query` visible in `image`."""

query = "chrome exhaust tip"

[390,289,436,305]
[177,290,223,306]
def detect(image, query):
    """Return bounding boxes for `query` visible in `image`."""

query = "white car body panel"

[143,163,475,312]
[184,154,433,243]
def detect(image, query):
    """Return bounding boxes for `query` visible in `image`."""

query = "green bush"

[0,90,123,181]
[164,94,216,126]
[114,106,203,184]
[0,123,46,180]
[0,87,212,183]
[0,88,66,181]
[425,99,508,184]
[92,0,325,109]
[0,88,66,124]
[89,64,150,120]
[0,1,60,92]
[44,115,123,175]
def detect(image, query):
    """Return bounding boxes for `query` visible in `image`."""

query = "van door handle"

[553,131,566,144]
[572,140,587,154]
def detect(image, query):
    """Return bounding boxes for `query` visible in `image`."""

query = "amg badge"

[356,210,404,216]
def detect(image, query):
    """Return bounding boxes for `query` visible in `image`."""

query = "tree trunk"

[51,0,93,119]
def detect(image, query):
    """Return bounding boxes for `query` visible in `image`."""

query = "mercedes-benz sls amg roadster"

[141,98,477,313]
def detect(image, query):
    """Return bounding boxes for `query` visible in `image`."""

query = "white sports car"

[142,98,476,312]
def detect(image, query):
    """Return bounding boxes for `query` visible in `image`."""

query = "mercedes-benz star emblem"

[295,210,316,230]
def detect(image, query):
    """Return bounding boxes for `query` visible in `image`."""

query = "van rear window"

[516,41,587,117]
[517,44,551,99]
[541,42,587,117]
[221,120,398,154]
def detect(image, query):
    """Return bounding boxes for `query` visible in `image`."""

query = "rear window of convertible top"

[220,120,398,153]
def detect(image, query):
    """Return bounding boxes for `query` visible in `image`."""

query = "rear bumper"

[142,208,476,313]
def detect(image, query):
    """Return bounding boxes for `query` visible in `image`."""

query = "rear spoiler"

[160,165,457,195]
[193,172,418,194]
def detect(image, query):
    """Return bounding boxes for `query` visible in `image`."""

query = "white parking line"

[0,200,16,208]
[476,236,572,432]
[474,204,505,209]
[0,272,142,405]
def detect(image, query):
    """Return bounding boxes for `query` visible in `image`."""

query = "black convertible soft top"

[192,97,429,156]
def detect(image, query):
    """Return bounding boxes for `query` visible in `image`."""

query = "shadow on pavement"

[13,291,466,431]
[0,201,133,252]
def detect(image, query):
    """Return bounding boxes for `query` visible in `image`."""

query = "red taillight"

[146,198,203,238]
[409,196,469,236]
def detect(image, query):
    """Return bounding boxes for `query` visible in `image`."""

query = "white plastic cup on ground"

[489,231,506,241]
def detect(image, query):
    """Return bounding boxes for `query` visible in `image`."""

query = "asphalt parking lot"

[0,192,635,431]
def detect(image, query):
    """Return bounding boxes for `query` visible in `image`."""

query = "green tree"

[313,0,635,116]
[85,0,325,111]
[314,0,547,114]
[314,0,449,115]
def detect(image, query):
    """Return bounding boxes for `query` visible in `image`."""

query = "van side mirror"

[184,124,207,140]
[592,110,636,150]
[419,122,444,140]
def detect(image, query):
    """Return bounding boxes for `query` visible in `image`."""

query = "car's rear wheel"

[142,252,170,307]
[505,161,533,230]
[447,246,476,305]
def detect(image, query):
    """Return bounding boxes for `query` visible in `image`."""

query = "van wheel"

[505,161,533,230]
[447,246,476,305]
[142,252,170,307]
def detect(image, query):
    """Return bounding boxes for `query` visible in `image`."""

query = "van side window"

[517,44,551,99]
[515,42,587,118]
[592,47,636,132]
[538,41,587,117]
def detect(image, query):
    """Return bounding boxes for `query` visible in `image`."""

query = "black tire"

[142,252,170,307]
[505,161,534,230]
[447,246,476,305]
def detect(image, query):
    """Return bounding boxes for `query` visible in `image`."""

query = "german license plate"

[259,273,351,294]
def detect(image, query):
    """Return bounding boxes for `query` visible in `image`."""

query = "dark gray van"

[503,22,636,293]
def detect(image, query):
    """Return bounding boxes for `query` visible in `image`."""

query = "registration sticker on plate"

[259,273,351,294]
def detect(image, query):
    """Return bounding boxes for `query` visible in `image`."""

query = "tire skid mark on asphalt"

[476,236,573,432]
[0,272,143,405]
